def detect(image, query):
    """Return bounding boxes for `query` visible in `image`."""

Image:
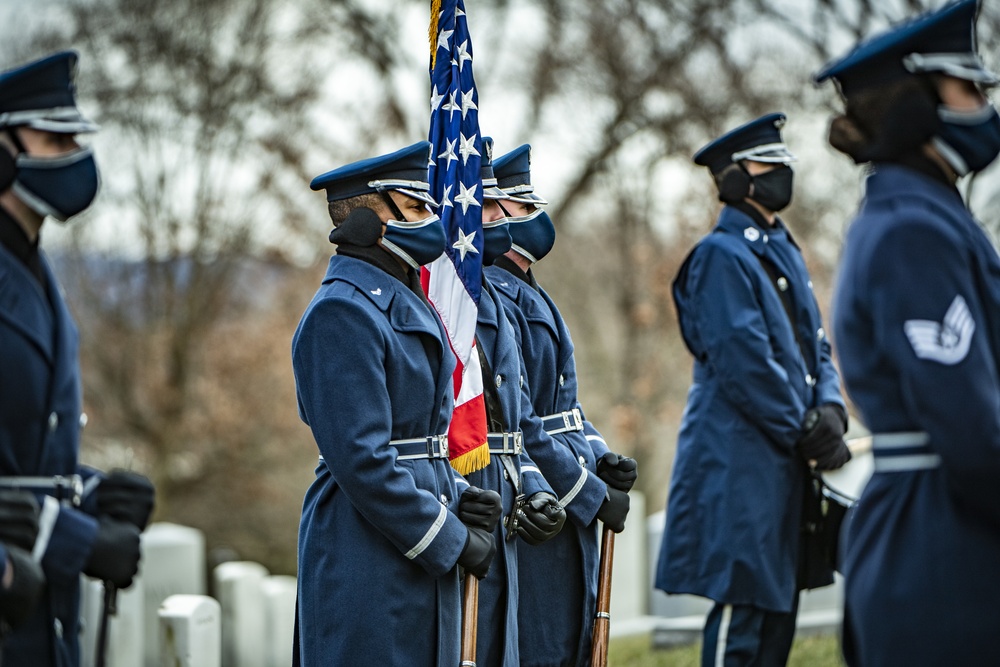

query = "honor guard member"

[0,52,153,667]
[815,1,1000,663]
[655,114,849,667]
[293,141,501,667]
[486,144,637,667]
[459,136,567,667]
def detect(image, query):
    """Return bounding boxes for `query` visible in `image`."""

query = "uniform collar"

[322,254,402,312]
[478,275,500,330]
[0,206,45,289]
[492,255,533,286]
[715,205,791,255]
[864,162,967,210]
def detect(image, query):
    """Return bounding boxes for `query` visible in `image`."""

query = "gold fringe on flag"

[429,0,442,70]
[449,441,491,476]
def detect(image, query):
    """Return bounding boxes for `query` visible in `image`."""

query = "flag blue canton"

[428,0,483,304]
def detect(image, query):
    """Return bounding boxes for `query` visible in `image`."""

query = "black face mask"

[750,165,793,212]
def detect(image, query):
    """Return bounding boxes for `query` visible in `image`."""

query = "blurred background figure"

[817,0,1000,664]
[656,113,848,667]
[0,50,152,667]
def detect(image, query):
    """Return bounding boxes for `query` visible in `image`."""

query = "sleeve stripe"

[32,496,60,562]
[521,466,542,475]
[559,468,589,507]
[585,435,607,447]
[405,503,448,560]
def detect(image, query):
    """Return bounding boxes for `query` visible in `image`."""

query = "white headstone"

[159,594,221,667]
[214,561,269,667]
[80,575,145,667]
[610,490,646,624]
[260,575,297,667]
[142,523,207,667]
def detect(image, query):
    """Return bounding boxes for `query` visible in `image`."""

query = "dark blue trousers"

[701,596,800,667]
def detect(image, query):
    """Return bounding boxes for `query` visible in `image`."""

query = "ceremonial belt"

[0,474,84,506]
[318,434,450,464]
[540,408,584,435]
[871,431,941,472]
[487,431,523,456]
[390,434,450,460]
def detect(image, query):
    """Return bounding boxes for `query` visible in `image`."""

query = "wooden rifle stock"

[460,572,479,667]
[590,526,616,667]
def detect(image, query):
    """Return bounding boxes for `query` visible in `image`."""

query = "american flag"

[423,0,489,475]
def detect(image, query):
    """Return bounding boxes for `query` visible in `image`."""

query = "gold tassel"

[450,443,491,475]
[429,0,443,70]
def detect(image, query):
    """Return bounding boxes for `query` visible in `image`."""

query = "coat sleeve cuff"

[38,502,99,584]
[560,469,606,527]
[407,509,469,579]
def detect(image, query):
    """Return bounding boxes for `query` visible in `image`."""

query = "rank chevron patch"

[903,294,975,365]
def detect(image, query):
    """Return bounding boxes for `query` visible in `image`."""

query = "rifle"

[590,525,615,667]
[460,572,479,667]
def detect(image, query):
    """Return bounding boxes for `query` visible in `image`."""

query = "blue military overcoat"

[486,264,610,667]
[0,246,100,667]
[655,206,844,613]
[833,164,1000,665]
[292,256,469,667]
[458,277,551,667]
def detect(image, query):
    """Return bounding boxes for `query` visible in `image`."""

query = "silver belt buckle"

[563,408,583,432]
[512,431,523,455]
[438,434,449,459]
[57,475,83,506]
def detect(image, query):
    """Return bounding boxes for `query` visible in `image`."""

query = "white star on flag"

[430,85,445,111]
[461,88,478,119]
[459,132,480,164]
[455,40,473,72]
[437,28,454,52]
[452,228,479,261]
[454,181,480,214]
[441,90,460,119]
[438,138,458,167]
[440,184,453,208]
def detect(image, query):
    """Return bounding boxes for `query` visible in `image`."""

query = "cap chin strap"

[377,188,406,222]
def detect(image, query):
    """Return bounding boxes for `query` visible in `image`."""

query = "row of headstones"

[80,494,651,667]
[78,523,296,667]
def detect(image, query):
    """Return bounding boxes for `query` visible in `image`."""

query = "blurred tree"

[19,0,399,570]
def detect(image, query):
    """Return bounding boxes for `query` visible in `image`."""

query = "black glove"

[0,490,40,551]
[0,545,45,630]
[797,404,852,471]
[517,492,567,546]
[458,486,502,533]
[596,487,630,533]
[596,452,638,492]
[84,516,142,589]
[457,526,496,580]
[97,470,156,530]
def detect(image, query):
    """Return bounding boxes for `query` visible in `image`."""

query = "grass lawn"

[608,633,846,666]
